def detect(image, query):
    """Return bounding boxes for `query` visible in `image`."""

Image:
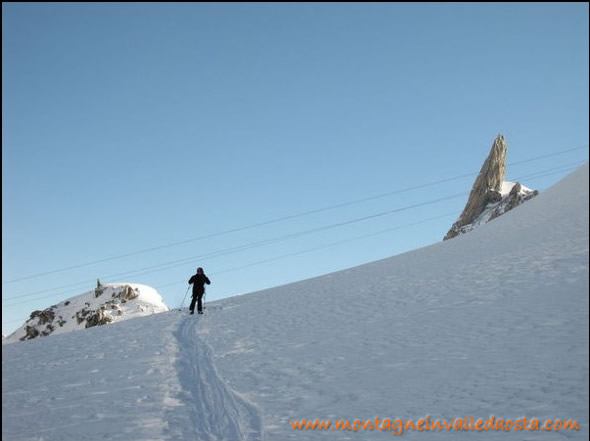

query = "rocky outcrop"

[444,135,538,240]
[85,310,113,328]
[119,285,139,302]
[10,283,167,343]
[30,308,56,325]
[94,279,106,298]
[489,183,539,221]
[22,325,40,340]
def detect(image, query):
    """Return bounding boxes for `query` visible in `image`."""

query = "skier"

[188,267,211,314]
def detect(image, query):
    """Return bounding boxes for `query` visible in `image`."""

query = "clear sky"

[2,3,588,336]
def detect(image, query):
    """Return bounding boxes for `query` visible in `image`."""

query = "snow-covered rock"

[2,282,168,344]
[447,180,539,237]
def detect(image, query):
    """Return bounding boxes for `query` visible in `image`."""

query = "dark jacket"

[188,273,211,296]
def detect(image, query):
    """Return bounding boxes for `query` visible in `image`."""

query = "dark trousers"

[189,293,204,313]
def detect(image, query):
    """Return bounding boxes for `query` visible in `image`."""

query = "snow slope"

[2,164,588,441]
[2,283,168,344]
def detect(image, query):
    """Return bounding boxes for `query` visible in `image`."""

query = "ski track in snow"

[169,313,263,441]
[2,310,264,441]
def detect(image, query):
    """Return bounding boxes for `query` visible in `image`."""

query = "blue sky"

[2,3,588,335]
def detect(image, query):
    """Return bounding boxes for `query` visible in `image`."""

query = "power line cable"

[3,160,586,306]
[507,146,588,167]
[155,160,587,292]
[3,211,462,310]
[210,212,461,277]
[4,145,587,285]
[3,192,467,305]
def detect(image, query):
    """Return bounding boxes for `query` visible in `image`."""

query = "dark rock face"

[85,310,113,328]
[29,309,56,325]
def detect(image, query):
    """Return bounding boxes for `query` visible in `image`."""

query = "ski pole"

[179,285,190,311]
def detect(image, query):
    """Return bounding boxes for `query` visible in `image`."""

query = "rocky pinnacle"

[444,135,507,240]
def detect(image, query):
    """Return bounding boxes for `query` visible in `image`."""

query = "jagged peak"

[444,135,538,240]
